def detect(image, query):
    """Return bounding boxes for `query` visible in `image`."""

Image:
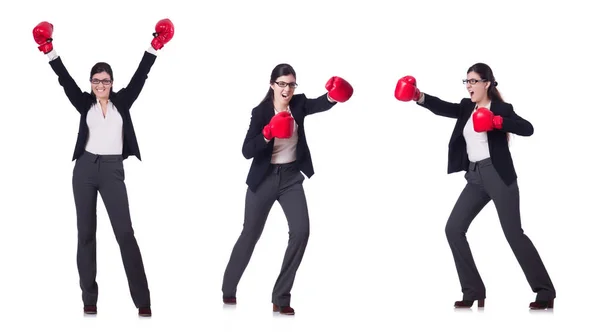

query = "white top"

[270,107,299,164]
[85,100,124,155]
[463,102,492,162]
[417,94,492,162]
[264,94,336,164]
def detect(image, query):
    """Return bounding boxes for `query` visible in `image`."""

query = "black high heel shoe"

[273,304,295,315]
[529,299,554,310]
[454,299,485,308]
[223,297,237,305]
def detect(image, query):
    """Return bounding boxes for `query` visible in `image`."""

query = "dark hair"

[89,62,114,100]
[260,63,296,104]
[468,63,511,141]
[467,63,504,102]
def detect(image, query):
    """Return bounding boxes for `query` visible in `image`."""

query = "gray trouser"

[73,151,150,308]
[222,162,310,307]
[445,158,555,301]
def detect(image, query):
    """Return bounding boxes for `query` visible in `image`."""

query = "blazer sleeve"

[417,93,462,119]
[498,103,534,136]
[242,107,271,159]
[115,51,157,110]
[48,57,90,113]
[303,93,337,116]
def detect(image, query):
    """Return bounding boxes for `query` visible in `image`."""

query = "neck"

[476,97,491,108]
[273,99,289,112]
[98,97,109,105]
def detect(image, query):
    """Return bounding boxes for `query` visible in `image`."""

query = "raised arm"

[34,21,90,113]
[115,49,157,109]
[394,75,461,119]
[304,76,353,115]
[416,93,462,119]
[304,93,337,116]
[47,51,90,113]
[116,18,174,109]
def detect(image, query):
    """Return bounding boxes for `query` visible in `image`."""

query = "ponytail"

[488,81,504,102]
[260,88,274,105]
[488,81,508,140]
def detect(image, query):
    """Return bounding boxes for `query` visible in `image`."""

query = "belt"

[468,157,492,171]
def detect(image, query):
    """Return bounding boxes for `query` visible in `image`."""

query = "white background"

[0,0,597,331]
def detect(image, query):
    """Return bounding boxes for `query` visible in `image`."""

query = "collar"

[476,100,492,110]
[96,98,112,105]
[274,106,290,114]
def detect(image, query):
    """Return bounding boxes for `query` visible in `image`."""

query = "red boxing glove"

[394,75,421,102]
[326,76,353,102]
[263,112,294,140]
[33,21,54,54]
[151,18,175,50]
[472,107,503,132]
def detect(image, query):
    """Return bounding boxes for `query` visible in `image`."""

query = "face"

[464,71,490,103]
[271,74,297,104]
[90,72,112,99]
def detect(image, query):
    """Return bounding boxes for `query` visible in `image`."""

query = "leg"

[222,175,278,298]
[272,172,310,308]
[98,160,150,308]
[481,166,555,302]
[73,159,99,306]
[445,170,491,302]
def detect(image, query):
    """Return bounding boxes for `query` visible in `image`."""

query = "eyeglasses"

[274,81,298,88]
[90,78,112,85]
[462,79,488,85]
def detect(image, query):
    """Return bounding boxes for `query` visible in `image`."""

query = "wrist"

[416,92,425,104]
[146,45,158,55]
[46,48,58,61]
[326,93,337,103]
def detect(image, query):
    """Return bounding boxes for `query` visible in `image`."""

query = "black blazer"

[417,93,534,186]
[49,51,157,161]
[243,93,336,192]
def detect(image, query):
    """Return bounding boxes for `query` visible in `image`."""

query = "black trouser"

[445,158,555,301]
[222,162,310,307]
[72,151,150,307]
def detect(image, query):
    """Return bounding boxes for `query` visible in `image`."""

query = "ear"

[485,81,491,90]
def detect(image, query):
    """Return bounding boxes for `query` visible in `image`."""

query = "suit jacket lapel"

[288,96,302,124]
[452,100,474,142]
[261,95,303,126]
[462,100,475,125]
[489,100,505,116]
[260,102,274,124]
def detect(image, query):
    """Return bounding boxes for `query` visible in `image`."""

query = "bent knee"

[503,227,526,243]
[445,223,466,240]
[290,229,310,241]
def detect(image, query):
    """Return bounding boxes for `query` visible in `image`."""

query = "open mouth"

[469,91,474,96]
[282,92,289,98]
